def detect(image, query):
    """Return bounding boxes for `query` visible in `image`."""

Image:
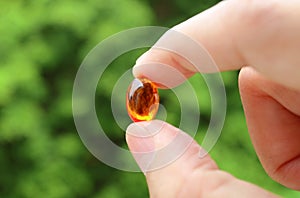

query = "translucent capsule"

[126,78,159,122]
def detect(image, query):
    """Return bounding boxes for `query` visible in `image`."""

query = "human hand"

[126,0,300,197]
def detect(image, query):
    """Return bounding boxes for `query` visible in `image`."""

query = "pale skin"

[126,0,300,197]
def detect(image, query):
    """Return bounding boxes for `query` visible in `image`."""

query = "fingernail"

[136,120,166,136]
[127,122,154,138]
[126,122,156,151]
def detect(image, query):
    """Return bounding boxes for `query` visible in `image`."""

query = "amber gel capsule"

[126,78,159,122]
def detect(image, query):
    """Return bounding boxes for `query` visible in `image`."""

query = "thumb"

[126,120,278,197]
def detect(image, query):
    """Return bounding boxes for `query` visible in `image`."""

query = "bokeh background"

[1,0,299,197]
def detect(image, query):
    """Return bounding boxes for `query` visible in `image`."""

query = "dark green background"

[0,0,299,197]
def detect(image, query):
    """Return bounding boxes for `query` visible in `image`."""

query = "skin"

[126,0,300,197]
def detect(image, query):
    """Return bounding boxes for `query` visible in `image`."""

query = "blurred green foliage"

[0,0,299,197]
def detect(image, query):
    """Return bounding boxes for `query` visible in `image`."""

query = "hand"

[126,0,300,197]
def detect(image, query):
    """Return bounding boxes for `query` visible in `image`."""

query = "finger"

[126,120,278,197]
[239,67,300,190]
[134,0,300,90]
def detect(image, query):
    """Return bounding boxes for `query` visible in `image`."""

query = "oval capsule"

[126,78,159,122]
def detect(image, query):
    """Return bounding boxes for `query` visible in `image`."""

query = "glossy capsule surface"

[126,78,159,122]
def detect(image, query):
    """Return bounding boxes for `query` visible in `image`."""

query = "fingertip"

[126,120,177,150]
[126,120,188,172]
[126,122,157,171]
[126,120,217,172]
[126,121,155,152]
[132,62,193,89]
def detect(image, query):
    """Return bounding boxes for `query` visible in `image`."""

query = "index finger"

[133,0,300,90]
